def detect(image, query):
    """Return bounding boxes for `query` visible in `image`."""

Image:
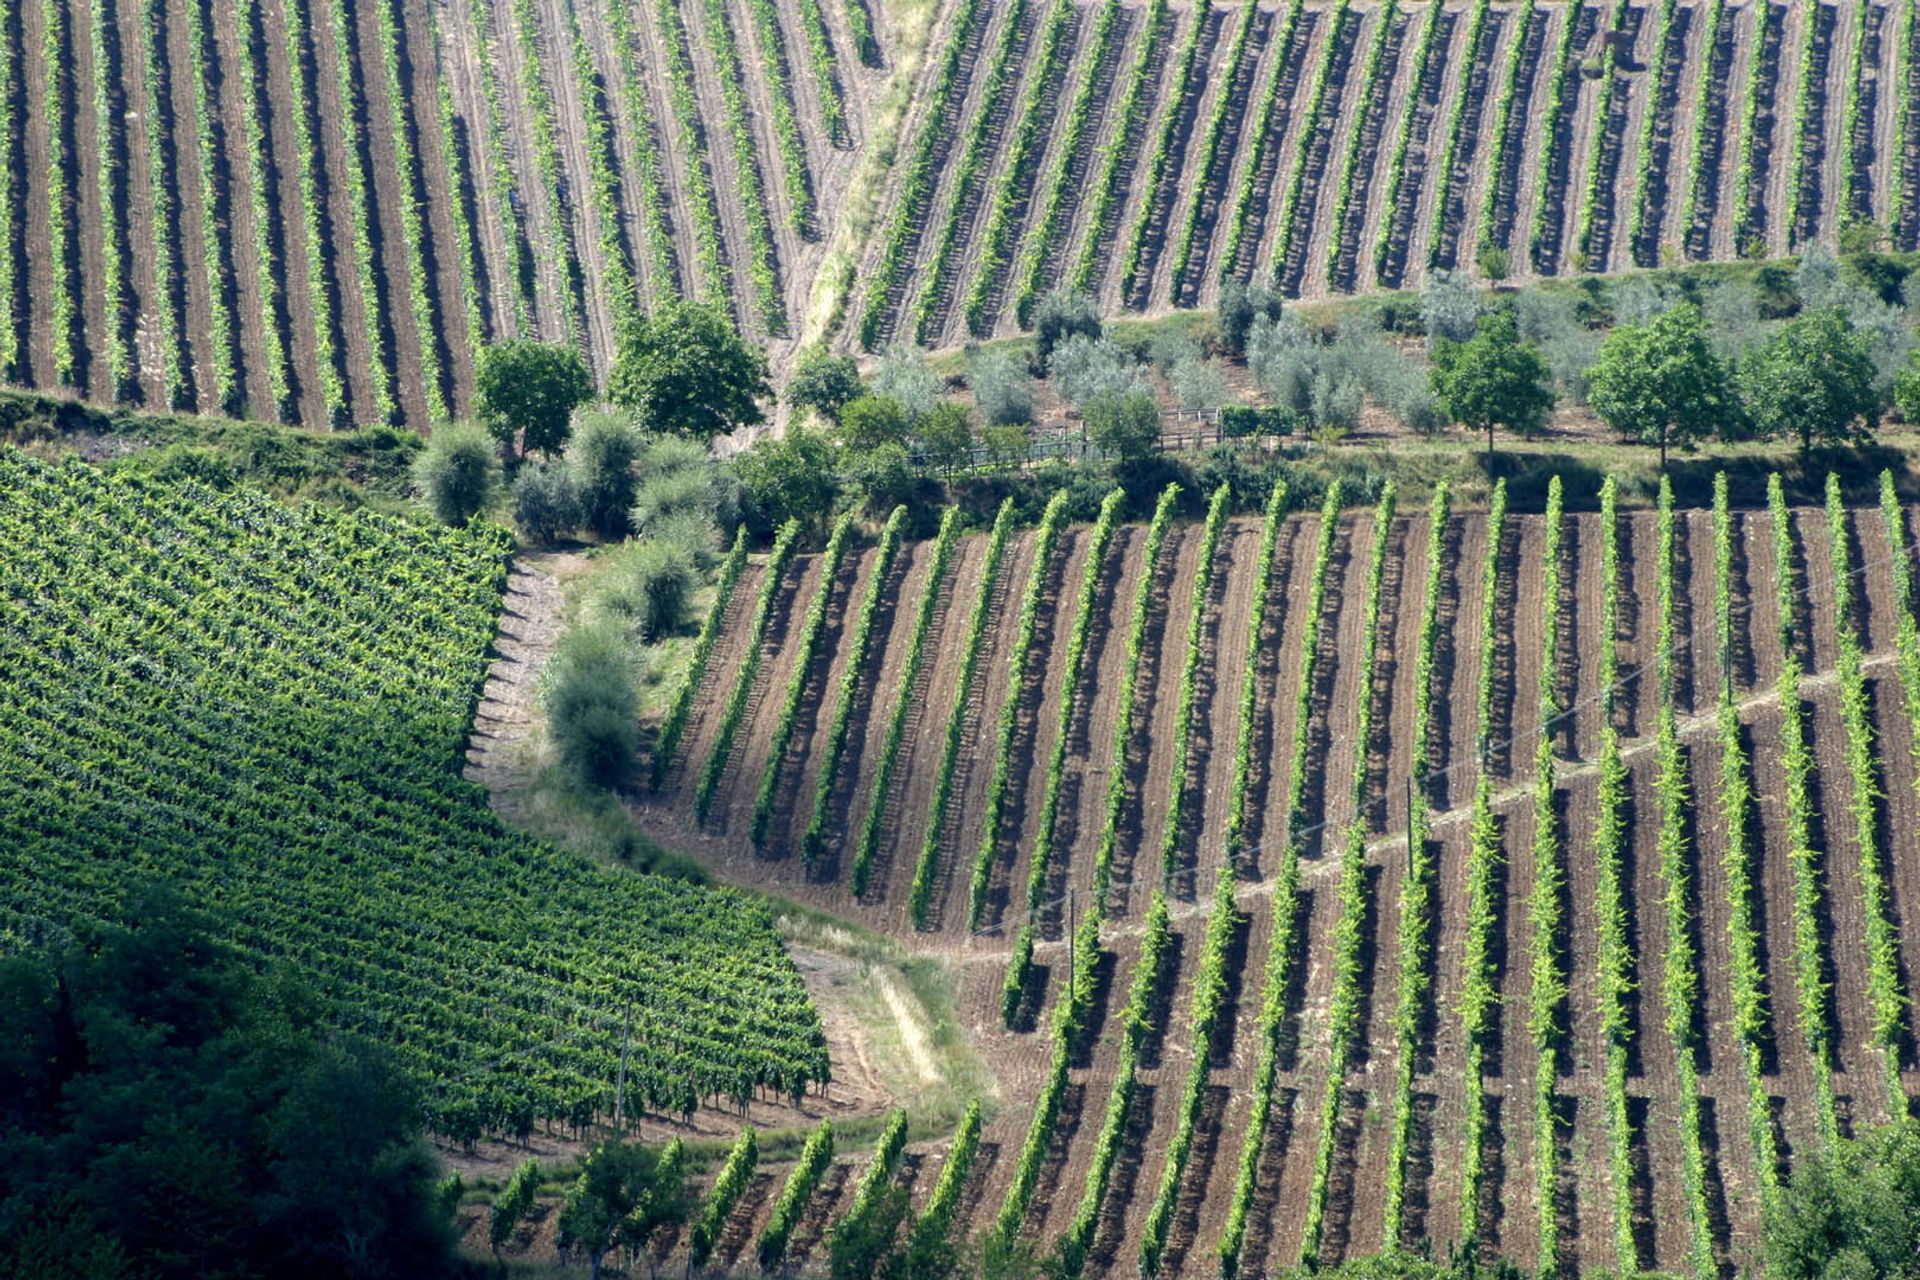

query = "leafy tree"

[918,402,976,475]
[969,348,1034,425]
[512,461,581,546]
[1766,1120,1920,1279]
[568,411,644,540]
[1086,387,1161,461]
[1169,355,1229,412]
[475,339,594,460]
[1050,334,1138,408]
[412,422,500,527]
[1586,303,1738,469]
[981,423,1030,471]
[1895,346,1920,424]
[1432,312,1556,460]
[787,345,866,423]
[1217,278,1285,356]
[587,538,703,642]
[0,894,460,1280]
[1033,289,1103,372]
[556,1141,690,1280]
[839,395,912,453]
[872,344,943,423]
[847,441,916,511]
[734,429,839,535]
[1737,307,1882,466]
[542,622,640,787]
[1421,268,1480,352]
[608,300,772,440]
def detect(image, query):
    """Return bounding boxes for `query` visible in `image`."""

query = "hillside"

[0,0,1914,431]
[635,478,1920,1275]
[0,448,828,1140]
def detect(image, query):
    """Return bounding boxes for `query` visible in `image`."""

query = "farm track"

[12,0,1920,421]
[618,497,1920,1277]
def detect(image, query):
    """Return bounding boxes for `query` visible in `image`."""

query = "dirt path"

[207,0,277,420]
[531,0,619,372]
[256,0,337,424]
[20,0,55,388]
[401,0,476,411]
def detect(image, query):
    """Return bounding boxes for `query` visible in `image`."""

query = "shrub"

[969,349,1034,425]
[1033,289,1102,371]
[1086,388,1161,461]
[587,539,703,642]
[513,462,581,545]
[1050,334,1137,407]
[1169,356,1229,411]
[871,344,943,422]
[544,623,640,787]
[788,346,866,424]
[569,413,644,540]
[413,424,500,527]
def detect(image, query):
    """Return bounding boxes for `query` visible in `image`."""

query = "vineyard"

[640,479,1920,1275]
[0,0,1914,428]
[0,448,829,1144]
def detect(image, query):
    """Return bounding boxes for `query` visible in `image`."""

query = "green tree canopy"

[1431,311,1556,460]
[1767,1120,1920,1279]
[609,300,772,440]
[787,345,866,424]
[412,422,500,527]
[734,428,839,534]
[475,339,594,459]
[917,402,976,475]
[1737,306,1883,465]
[839,394,912,454]
[1085,387,1161,461]
[556,1140,691,1280]
[1585,302,1739,468]
[0,893,459,1280]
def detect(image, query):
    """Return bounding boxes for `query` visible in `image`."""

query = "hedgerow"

[964,0,1076,336]
[970,492,1070,925]
[653,527,751,788]
[1060,894,1173,1275]
[1299,483,1395,1267]
[1381,480,1450,1245]
[806,505,909,870]
[689,1127,758,1266]
[695,521,802,823]
[1137,871,1236,1276]
[757,1118,833,1269]
[851,508,963,898]
[751,513,857,851]
[1773,475,1839,1147]
[1223,482,1290,865]
[1089,483,1181,908]
[1011,0,1123,325]
[912,499,1017,924]
[1157,484,1230,881]
[1022,488,1126,916]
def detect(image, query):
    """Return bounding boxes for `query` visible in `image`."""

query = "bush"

[569,411,643,539]
[543,622,640,787]
[1421,268,1480,350]
[734,428,839,535]
[1169,355,1228,411]
[871,344,942,422]
[1218,278,1284,356]
[1033,289,1102,371]
[512,462,581,545]
[970,348,1034,425]
[1051,334,1138,407]
[412,422,500,527]
[630,436,722,560]
[587,539,702,642]
[786,345,865,422]
[1086,387,1161,460]
[839,395,912,452]
[847,441,917,510]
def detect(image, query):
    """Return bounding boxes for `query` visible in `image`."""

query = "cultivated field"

[638,479,1920,1276]
[1,0,1915,429]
